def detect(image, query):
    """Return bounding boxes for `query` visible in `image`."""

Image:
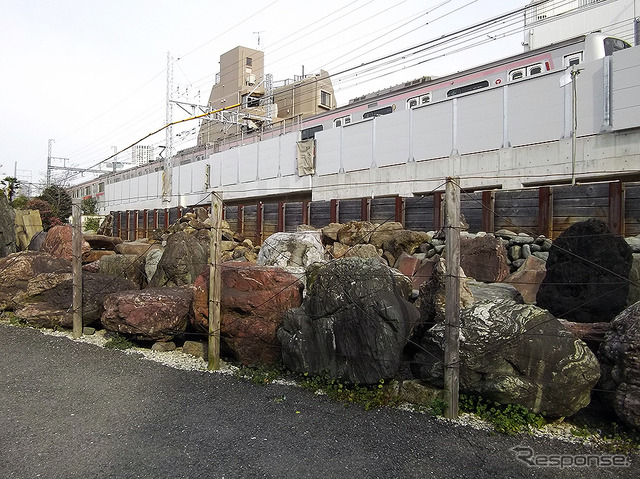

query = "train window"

[333,115,352,127]
[407,93,432,109]
[301,124,324,140]
[604,37,631,56]
[509,69,524,81]
[446,80,489,97]
[528,64,543,75]
[362,105,395,119]
[563,52,583,67]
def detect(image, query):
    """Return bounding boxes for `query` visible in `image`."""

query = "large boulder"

[148,231,209,287]
[257,231,326,269]
[99,254,146,288]
[41,225,91,261]
[380,230,432,264]
[13,272,138,329]
[628,254,640,306]
[460,234,510,283]
[0,192,16,257]
[412,300,600,417]
[0,251,71,311]
[598,301,640,431]
[101,287,193,341]
[277,257,419,384]
[536,219,633,322]
[83,234,123,251]
[28,230,48,252]
[502,254,547,304]
[466,280,523,304]
[335,221,378,246]
[192,263,303,366]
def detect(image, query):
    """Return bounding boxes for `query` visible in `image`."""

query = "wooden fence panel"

[370,198,397,224]
[285,202,304,232]
[553,183,609,236]
[243,205,258,244]
[262,203,279,238]
[625,182,640,237]
[494,189,539,234]
[460,191,483,233]
[338,199,362,224]
[310,201,331,229]
[224,206,239,233]
[405,196,434,232]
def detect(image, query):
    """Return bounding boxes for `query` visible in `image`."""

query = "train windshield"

[604,37,631,56]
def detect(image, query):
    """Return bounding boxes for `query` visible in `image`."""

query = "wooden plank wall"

[625,182,640,236]
[110,181,638,243]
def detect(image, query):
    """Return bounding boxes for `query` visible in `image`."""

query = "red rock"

[411,259,437,289]
[82,250,116,263]
[193,263,303,366]
[41,225,90,261]
[460,235,510,283]
[102,287,192,341]
[503,255,547,303]
[394,252,420,278]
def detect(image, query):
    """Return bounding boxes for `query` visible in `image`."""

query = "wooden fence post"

[72,198,83,339]
[208,192,223,370]
[444,177,461,419]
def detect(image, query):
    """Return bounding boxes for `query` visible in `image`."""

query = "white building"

[524,0,639,50]
[130,145,154,167]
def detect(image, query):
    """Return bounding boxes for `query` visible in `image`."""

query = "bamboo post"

[72,198,83,339]
[208,192,223,370]
[444,177,461,419]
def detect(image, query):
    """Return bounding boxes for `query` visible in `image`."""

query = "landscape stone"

[278,257,419,384]
[257,231,325,269]
[152,341,177,352]
[412,300,600,417]
[536,219,633,322]
[102,287,193,341]
[192,263,303,366]
[183,340,207,360]
[502,254,547,304]
[0,192,16,257]
[41,225,91,261]
[99,254,146,288]
[460,235,510,283]
[598,301,640,431]
[148,231,209,287]
[83,234,123,251]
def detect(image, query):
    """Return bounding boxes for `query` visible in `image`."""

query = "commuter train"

[70,32,633,212]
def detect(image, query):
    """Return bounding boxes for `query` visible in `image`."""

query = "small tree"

[11,195,29,210]
[1,177,21,202]
[81,197,98,215]
[39,185,72,223]
[26,198,61,230]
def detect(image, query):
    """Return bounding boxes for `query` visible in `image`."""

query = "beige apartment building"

[197,45,336,146]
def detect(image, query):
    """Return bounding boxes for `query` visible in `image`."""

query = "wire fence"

[1,178,639,424]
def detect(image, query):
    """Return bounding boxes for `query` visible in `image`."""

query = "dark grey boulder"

[28,231,47,251]
[0,192,16,257]
[411,300,600,417]
[148,231,209,287]
[536,219,632,322]
[277,257,419,384]
[598,301,640,431]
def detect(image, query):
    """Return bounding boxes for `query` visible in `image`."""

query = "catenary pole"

[72,198,83,339]
[444,177,461,418]
[208,192,223,370]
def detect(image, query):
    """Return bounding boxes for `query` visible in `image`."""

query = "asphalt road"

[1,323,638,479]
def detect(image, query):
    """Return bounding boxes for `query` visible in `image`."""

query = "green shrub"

[104,334,135,350]
[459,394,546,435]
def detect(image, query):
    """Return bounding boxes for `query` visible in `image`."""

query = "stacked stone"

[492,229,553,272]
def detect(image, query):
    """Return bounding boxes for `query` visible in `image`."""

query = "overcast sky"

[0,0,531,190]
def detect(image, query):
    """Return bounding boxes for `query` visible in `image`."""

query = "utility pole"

[444,176,461,419]
[162,52,174,204]
[72,198,83,339]
[208,191,223,370]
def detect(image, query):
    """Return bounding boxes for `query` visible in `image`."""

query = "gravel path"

[1,322,638,479]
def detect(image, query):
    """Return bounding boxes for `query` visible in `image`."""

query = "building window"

[320,90,331,108]
[563,52,583,67]
[246,57,252,67]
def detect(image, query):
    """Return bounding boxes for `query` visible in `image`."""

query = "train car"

[70,32,633,213]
